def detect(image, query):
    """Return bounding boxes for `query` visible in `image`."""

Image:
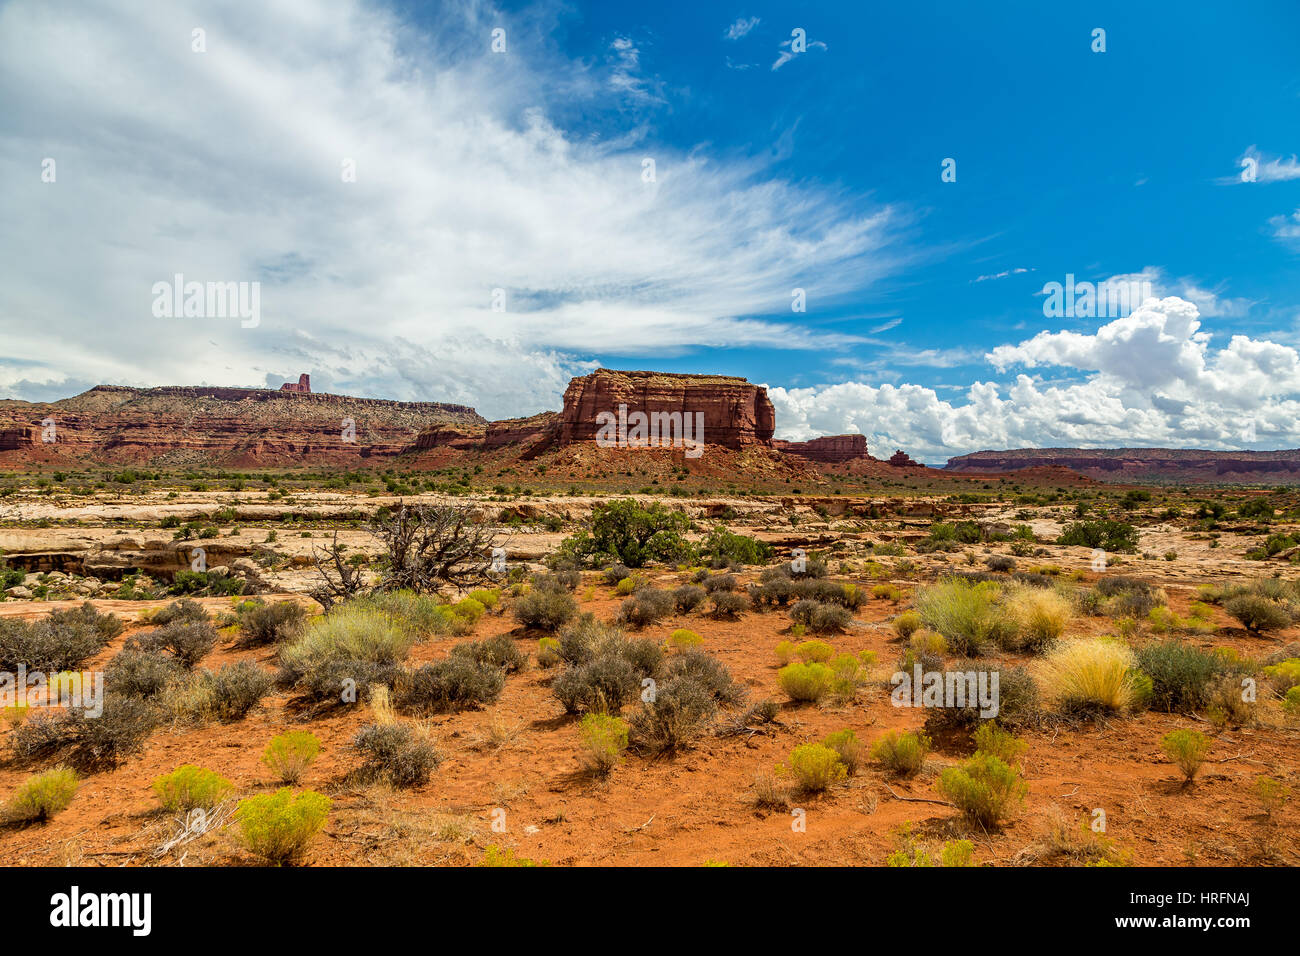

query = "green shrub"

[1136,641,1231,713]
[237,600,307,646]
[668,628,703,650]
[782,743,846,792]
[1057,520,1139,552]
[579,713,629,775]
[512,588,578,631]
[777,662,834,703]
[279,605,412,702]
[106,647,186,699]
[262,731,321,784]
[821,729,864,774]
[478,844,548,867]
[892,611,922,640]
[701,525,773,566]
[1161,729,1212,784]
[972,723,1026,764]
[618,588,674,628]
[536,636,562,668]
[450,633,525,673]
[1224,594,1291,633]
[790,600,851,634]
[2,767,78,823]
[467,588,500,610]
[672,584,707,612]
[917,578,1015,656]
[794,639,835,663]
[870,730,930,776]
[352,723,441,787]
[557,499,694,568]
[193,660,275,720]
[774,639,797,665]
[152,765,234,812]
[627,677,717,753]
[937,753,1027,827]
[1262,658,1300,692]
[397,657,506,714]
[236,787,331,864]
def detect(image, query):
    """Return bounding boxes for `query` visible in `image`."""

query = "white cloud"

[772,35,826,71]
[1231,147,1300,184]
[0,0,901,419]
[770,298,1300,461]
[724,17,760,41]
[1270,208,1300,242]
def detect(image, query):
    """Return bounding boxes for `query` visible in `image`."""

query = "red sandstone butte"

[559,369,775,449]
[774,434,870,464]
[279,373,311,393]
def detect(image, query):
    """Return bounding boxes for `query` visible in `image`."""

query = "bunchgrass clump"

[777,662,834,703]
[937,753,1027,828]
[2,767,78,823]
[235,787,331,865]
[870,730,930,776]
[152,765,233,812]
[1036,639,1143,716]
[1161,729,1211,785]
[262,731,321,784]
[578,713,629,776]
[781,743,846,792]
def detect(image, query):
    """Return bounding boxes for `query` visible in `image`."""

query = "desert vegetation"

[0,478,1296,867]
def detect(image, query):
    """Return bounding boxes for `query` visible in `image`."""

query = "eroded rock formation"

[774,434,870,463]
[559,369,775,449]
[0,384,484,467]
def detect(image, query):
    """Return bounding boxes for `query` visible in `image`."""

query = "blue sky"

[2,0,1299,461]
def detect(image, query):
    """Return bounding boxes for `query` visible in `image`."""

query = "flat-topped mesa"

[560,369,775,450]
[774,434,870,464]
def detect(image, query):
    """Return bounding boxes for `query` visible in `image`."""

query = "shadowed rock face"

[774,434,870,463]
[945,447,1300,484]
[559,369,776,449]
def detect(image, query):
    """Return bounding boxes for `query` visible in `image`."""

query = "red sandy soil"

[0,575,1296,868]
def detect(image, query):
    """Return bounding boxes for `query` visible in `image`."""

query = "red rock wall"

[559,370,775,449]
[774,434,869,463]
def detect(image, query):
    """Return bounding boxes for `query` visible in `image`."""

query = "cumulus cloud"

[0,0,898,418]
[771,297,1300,461]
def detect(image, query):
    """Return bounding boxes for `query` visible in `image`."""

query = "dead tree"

[370,501,495,594]
[309,532,367,610]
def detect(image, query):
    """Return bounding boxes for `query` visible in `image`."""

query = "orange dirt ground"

[0,577,1295,868]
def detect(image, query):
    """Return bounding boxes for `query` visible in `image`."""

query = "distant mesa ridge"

[946,447,1300,483]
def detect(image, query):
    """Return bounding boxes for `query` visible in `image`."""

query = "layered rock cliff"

[559,369,775,449]
[0,384,485,467]
[773,434,870,463]
[945,447,1300,484]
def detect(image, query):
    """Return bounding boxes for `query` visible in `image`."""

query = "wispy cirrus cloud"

[0,0,904,417]
[723,16,759,41]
